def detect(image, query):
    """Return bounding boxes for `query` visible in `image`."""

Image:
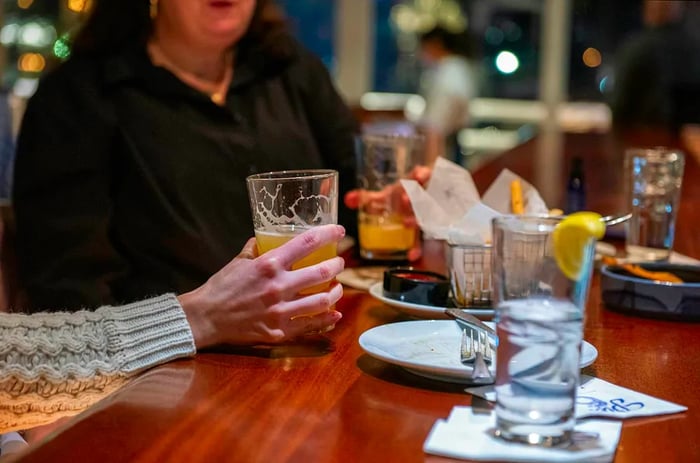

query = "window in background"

[277,0,336,73]
[568,0,641,102]
[473,3,541,100]
[371,0,542,100]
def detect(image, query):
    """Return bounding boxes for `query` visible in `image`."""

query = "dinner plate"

[358,320,598,384]
[368,282,494,319]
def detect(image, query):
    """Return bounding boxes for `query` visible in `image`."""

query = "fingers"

[344,190,360,209]
[289,309,343,338]
[286,256,345,295]
[238,237,258,260]
[287,282,344,321]
[410,165,432,185]
[263,224,345,270]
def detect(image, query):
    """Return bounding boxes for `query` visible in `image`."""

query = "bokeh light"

[495,50,519,74]
[18,52,46,73]
[17,0,33,9]
[582,47,602,68]
[67,0,92,13]
[54,34,71,60]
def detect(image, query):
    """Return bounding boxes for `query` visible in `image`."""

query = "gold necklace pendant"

[211,92,226,105]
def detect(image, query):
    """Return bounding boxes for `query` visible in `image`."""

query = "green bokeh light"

[53,35,71,60]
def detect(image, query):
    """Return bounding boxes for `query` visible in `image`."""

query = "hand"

[343,165,432,210]
[179,224,346,348]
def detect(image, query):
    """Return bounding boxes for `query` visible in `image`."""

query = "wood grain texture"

[15,131,700,462]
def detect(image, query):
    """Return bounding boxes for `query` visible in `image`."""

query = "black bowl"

[383,268,450,307]
[600,263,700,321]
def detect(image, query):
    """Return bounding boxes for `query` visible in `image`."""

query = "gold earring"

[150,0,158,19]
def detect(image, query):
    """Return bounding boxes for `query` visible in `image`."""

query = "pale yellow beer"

[255,227,337,295]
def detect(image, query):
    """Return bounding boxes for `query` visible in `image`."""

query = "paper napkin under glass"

[464,375,688,419]
[424,407,622,463]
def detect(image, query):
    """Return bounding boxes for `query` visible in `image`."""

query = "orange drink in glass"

[356,132,423,260]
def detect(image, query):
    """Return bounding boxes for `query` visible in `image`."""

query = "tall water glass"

[246,169,338,296]
[624,148,685,261]
[355,133,423,261]
[492,216,596,447]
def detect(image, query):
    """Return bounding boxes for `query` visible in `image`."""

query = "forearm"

[0,294,196,432]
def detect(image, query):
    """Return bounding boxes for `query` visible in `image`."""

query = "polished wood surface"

[16,131,700,462]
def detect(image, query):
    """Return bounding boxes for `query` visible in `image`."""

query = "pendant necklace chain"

[148,41,233,105]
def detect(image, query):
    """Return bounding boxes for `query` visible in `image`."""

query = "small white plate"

[368,282,494,319]
[358,320,598,384]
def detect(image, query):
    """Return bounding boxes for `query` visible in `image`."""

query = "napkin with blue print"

[464,375,688,419]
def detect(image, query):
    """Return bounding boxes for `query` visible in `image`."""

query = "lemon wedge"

[552,212,606,281]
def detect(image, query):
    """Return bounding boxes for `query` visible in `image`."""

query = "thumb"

[238,237,259,260]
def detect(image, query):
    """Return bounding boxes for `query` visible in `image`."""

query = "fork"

[460,329,495,384]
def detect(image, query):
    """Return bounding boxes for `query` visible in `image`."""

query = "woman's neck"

[147,34,234,105]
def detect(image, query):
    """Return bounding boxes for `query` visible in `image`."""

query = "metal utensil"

[460,329,495,385]
[446,308,498,346]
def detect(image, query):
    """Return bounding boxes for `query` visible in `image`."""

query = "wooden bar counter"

[13,130,700,462]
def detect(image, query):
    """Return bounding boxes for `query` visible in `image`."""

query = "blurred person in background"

[610,0,700,132]
[418,26,478,165]
[12,0,357,313]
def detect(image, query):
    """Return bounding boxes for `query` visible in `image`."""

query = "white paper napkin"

[401,158,548,245]
[481,168,549,215]
[424,407,622,462]
[464,375,688,419]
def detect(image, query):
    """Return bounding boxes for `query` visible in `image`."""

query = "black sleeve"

[293,49,359,238]
[12,63,128,312]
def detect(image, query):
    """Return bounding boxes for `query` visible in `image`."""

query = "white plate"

[368,282,494,319]
[358,320,598,384]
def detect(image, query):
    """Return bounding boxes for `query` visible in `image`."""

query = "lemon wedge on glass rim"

[552,212,606,281]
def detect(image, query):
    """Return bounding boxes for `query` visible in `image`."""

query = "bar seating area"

[1,2,700,462]
[4,128,697,462]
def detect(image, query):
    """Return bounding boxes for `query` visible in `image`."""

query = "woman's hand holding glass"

[178,224,345,348]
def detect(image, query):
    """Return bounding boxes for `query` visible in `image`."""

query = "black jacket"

[13,37,357,311]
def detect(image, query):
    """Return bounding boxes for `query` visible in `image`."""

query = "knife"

[445,308,499,346]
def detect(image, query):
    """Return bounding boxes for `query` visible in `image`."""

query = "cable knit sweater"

[0,294,196,432]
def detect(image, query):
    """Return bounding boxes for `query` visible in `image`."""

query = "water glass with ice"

[624,148,685,261]
[492,216,597,447]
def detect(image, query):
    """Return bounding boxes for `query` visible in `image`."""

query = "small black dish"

[600,263,700,321]
[383,268,450,307]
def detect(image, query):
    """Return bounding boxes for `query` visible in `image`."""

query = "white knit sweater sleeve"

[0,294,196,432]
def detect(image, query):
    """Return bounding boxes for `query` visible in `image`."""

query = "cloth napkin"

[465,375,688,419]
[424,407,622,462]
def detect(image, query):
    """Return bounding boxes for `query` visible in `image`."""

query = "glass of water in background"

[625,148,685,261]
[491,216,597,447]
